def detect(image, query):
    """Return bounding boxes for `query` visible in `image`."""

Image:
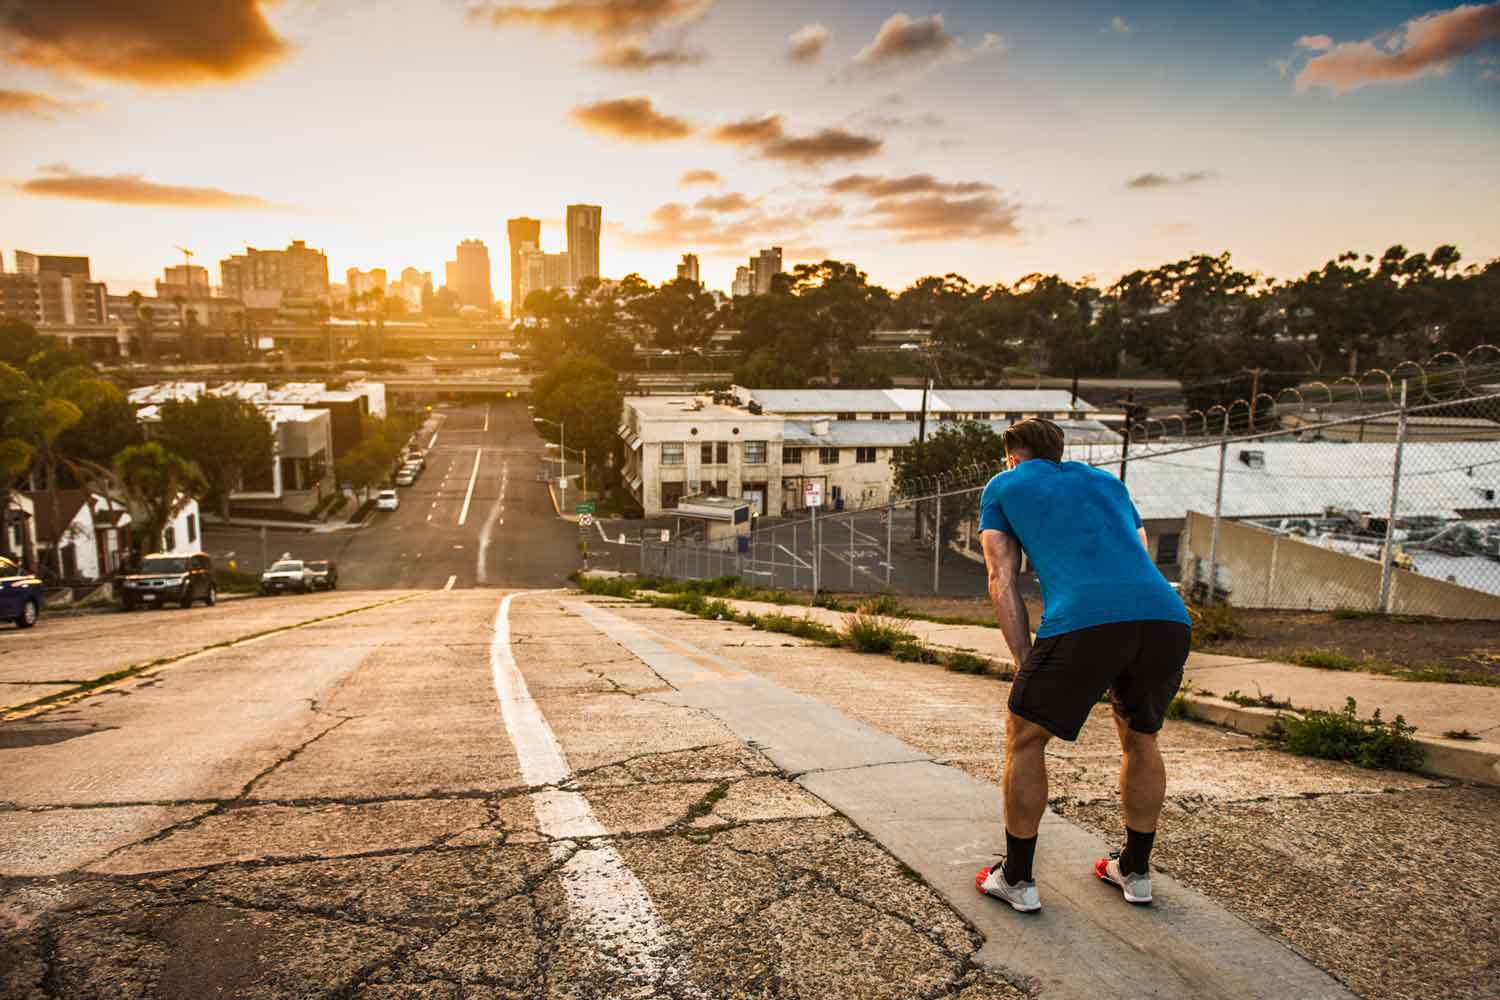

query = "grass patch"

[1329,607,1426,624]
[840,612,917,654]
[1291,647,1500,687]
[683,782,730,823]
[752,612,840,645]
[855,594,910,617]
[1267,697,1423,772]
[575,575,640,598]
[1187,603,1247,647]
[892,640,939,664]
[941,649,994,676]
[1221,687,1293,710]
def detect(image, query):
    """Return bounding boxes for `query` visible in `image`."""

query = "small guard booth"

[673,494,753,550]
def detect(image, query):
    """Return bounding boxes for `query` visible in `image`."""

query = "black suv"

[307,560,339,590]
[120,553,217,610]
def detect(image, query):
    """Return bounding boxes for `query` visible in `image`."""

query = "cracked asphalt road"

[5,590,1494,999]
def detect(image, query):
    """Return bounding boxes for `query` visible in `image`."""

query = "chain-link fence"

[628,384,1500,619]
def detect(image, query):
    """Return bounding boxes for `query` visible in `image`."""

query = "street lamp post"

[533,416,585,498]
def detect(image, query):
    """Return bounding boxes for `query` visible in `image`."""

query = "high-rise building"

[10,251,106,324]
[158,264,210,299]
[507,217,541,316]
[516,242,573,310]
[445,239,492,310]
[732,266,753,298]
[219,241,330,301]
[566,204,602,285]
[345,267,388,304]
[752,247,783,295]
[391,267,430,311]
[676,253,700,285]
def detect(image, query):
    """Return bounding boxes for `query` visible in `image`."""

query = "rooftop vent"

[747,400,763,415]
[1238,449,1265,469]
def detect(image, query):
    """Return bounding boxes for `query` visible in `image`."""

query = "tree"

[127,290,155,364]
[156,394,274,520]
[531,354,622,486]
[636,277,719,370]
[532,353,616,414]
[113,443,203,553]
[0,361,122,577]
[790,260,891,383]
[892,422,1007,544]
[0,321,43,368]
[733,348,807,388]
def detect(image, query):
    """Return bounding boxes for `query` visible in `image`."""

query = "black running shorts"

[1008,620,1191,741]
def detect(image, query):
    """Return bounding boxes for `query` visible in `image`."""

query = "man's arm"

[981,529,1032,668]
[1139,527,1150,551]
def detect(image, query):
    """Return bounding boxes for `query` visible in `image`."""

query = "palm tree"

[0,438,33,564]
[127,290,154,364]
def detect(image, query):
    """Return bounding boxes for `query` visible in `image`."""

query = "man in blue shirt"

[972,418,1191,914]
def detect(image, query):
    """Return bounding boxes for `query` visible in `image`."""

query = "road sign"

[576,500,596,516]
[579,513,595,528]
[803,481,823,507]
[660,529,671,543]
[880,509,890,525]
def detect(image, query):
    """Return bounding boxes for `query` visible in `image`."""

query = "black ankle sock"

[1002,831,1037,884]
[1120,826,1155,876]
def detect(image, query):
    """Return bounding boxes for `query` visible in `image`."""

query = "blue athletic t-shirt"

[978,459,1189,638]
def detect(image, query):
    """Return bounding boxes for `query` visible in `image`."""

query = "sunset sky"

[2,1,1498,304]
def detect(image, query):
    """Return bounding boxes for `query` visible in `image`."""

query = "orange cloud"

[570,97,694,140]
[1125,170,1216,190]
[852,12,961,67]
[694,192,755,213]
[0,0,287,85]
[471,0,713,37]
[789,24,832,63]
[591,41,703,70]
[762,127,883,167]
[711,114,785,145]
[1296,3,1500,94]
[829,173,993,197]
[18,165,282,210]
[858,193,1021,242]
[679,169,721,186]
[0,88,91,119]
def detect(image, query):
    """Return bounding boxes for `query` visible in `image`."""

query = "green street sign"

[576,501,596,515]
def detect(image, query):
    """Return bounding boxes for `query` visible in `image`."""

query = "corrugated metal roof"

[785,418,1118,447]
[741,387,1094,414]
[1079,441,1500,521]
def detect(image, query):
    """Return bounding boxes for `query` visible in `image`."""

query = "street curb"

[1181,694,1500,787]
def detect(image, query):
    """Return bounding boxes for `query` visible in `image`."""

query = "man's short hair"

[1004,418,1065,462]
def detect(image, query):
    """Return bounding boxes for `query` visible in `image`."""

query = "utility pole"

[1118,388,1138,483]
[1245,367,1267,430]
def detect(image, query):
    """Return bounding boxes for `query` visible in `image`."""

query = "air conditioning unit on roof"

[1238,449,1265,469]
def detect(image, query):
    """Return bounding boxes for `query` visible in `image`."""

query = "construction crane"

[174,246,194,268]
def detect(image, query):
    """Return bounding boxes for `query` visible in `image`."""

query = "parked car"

[260,559,314,595]
[403,449,426,470]
[0,556,43,628]
[376,489,400,511]
[307,560,338,590]
[120,553,216,610]
[395,467,417,487]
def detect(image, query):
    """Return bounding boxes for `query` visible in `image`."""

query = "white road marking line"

[429,432,440,449]
[489,595,684,994]
[475,464,506,586]
[458,448,482,526]
[483,402,490,433]
[443,574,456,591]
[426,514,432,522]
[778,544,812,569]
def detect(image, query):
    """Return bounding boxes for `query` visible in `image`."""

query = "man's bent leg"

[1002,712,1051,884]
[1113,711,1166,874]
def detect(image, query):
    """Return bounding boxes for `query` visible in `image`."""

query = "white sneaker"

[1094,854,1152,904]
[975,865,1041,913]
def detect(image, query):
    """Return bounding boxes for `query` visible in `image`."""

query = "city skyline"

[1,1,1497,299]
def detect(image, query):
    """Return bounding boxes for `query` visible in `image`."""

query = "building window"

[819,447,840,465]
[744,440,767,464]
[1155,532,1181,565]
[700,442,729,464]
[186,513,197,544]
[837,412,856,421]
[783,447,803,464]
[701,442,714,464]
[661,482,685,508]
[661,442,684,466]
[855,447,877,464]
[164,525,176,550]
[906,413,921,421]
[1005,412,1022,422]
[871,413,890,421]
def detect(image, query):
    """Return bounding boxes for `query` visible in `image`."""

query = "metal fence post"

[792,522,799,590]
[811,505,820,596]
[1378,380,1410,613]
[1206,413,1229,604]
[639,531,645,575]
[933,491,942,594]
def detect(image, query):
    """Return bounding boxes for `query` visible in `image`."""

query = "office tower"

[516,242,573,310]
[732,266,753,298]
[676,253,700,285]
[446,239,492,310]
[507,217,541,316]
[12,251,105,324]
[566,204,602,284]
[218,241,330,300]
[752,247,783,295]
[159,264,210,299]
[345,267,388,302]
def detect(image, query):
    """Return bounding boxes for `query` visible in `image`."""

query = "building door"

[742,484,766,517]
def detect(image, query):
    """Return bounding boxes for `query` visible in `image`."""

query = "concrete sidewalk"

[648,593,1500,784]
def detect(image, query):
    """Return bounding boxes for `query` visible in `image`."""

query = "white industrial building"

[621,387,1115,517]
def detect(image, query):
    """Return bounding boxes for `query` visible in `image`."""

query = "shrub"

[577,575,639,598]
[1267,697,1423,772]
[754,613,839,645]
[857,594,909,618]
[840,612,916,654]
[1187,603,1246,647]
[1222,687,1292,710]
[942,649,992,676]
[1292,648,1362,672]
[892,640,939,664]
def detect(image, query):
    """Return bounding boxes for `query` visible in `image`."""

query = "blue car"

[0,556,43,628]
